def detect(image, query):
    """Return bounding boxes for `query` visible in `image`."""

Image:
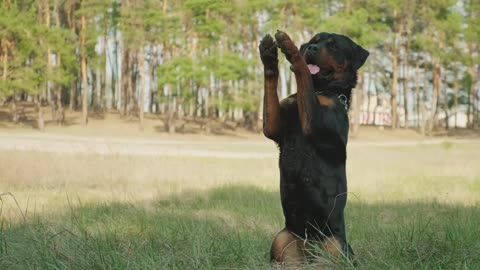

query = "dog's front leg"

[275,30,318,136]
[259,34,281,141]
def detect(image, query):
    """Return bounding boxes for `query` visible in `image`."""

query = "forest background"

[1,0,479,136]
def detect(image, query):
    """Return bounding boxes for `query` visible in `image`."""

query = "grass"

[1,140,480,269]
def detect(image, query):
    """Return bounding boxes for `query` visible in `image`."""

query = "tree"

[323,0,386,134]
[463,0,480,128]
[416,0,459,134]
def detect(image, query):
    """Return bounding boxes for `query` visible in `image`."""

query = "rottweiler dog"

[259,30,368,264]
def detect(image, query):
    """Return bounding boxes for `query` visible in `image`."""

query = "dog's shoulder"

[279,94,298,119]
[279,93,297,108]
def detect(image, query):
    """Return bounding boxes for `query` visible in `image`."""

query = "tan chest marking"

[317,95,335,108]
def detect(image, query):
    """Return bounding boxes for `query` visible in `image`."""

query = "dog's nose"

[306,44,320,52]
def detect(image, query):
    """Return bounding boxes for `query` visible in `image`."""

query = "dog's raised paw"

[259,34,278,69]
[274,30,299,63]
[274,30,289,41]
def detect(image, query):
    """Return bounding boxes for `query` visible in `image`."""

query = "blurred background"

[0,0,479,136]
[0,1,479,269]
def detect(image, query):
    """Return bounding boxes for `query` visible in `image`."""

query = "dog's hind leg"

[270,229,306,266]
[320,235,354,263]
[322,236,343,259]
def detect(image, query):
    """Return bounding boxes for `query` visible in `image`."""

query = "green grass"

[1,186,480,269]
[1,141,480,269]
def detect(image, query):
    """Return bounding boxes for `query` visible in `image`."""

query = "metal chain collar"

[315,91,348,111]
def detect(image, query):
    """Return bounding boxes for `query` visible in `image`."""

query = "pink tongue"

[308,64,320,74]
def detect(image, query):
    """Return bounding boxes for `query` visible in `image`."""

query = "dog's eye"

[329,42,338,50]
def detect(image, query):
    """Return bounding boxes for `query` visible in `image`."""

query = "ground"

[1,107,480,269]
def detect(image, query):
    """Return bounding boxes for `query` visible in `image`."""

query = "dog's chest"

[279,138,335,180]
[279,138,344,200]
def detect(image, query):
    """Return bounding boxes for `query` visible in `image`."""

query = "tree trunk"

[66,3,76,112]
[420,93,426,136]
[36,98,45,132]
[453,66,459,129]
[148,46,157,113]
[11,99,19,123]
[92,66,102,111]
[467,81,472,128]
[54,0,64,125]
[2,42,16,122]
[166,95,177,134]
[90,69,96,107]
[45,0,55,122]
[57,86,64,125]
[80,12,88,125]
[112,25,119,109]
[472,92,480,129]
[444,104,449,130]
[351,71,363,136]
[96,67,101,108]
[138,45,145,131]
[121,48,129,115]
[111,64,117,110]
[128,52,137,116]
[391,53,398,129]
[366,54,373,125]
[428,59,440,135]
[402,55,409,128]
[390,14,403,129]
[69,79,76,111]
[403,13,413,129]
[414,60,420,128]
[467,66,477,128]
[420,57,429,136]
[102,28,107,110]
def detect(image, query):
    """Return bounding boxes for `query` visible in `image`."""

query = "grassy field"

[1,140,480,269]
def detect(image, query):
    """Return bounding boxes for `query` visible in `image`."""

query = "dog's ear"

[352,43,369,71]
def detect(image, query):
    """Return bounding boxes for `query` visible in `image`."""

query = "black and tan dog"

[259,30,368,264]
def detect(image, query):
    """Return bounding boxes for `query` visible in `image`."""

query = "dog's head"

[300,33,369,90]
